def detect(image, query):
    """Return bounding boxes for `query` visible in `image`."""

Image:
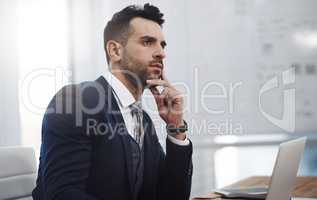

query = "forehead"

[128,17,165,41]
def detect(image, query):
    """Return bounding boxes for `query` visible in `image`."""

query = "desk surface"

[193,176,317,200]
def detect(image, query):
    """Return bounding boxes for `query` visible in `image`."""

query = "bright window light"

[215,146,238,188]
[18,0,70,150]
[294,31,317,48]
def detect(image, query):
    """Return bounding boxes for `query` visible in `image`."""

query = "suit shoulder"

[45,79,109,117]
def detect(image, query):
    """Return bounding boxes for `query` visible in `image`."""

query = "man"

[32,3,193,200]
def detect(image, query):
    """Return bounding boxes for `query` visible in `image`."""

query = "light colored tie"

[129,101,143,148]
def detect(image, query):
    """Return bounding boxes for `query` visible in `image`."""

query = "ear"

[106,40,123,63]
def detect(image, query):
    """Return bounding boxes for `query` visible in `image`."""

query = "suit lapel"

[96,76,161,197]
[142,113,159,192]
[96,76,134,197]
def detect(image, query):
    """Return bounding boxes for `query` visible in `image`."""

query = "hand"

[147,72,186,139]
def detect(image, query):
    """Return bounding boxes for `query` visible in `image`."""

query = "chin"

[147,73,161,80]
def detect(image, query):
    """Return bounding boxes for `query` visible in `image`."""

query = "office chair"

[0,146,37,199]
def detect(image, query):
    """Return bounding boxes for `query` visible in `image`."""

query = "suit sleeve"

[39,85,100,200]
[157,138,193,200]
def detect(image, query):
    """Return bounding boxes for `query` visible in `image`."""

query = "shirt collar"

[103,71,137,108]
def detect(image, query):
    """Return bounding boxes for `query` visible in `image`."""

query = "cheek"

[130,46,152,61]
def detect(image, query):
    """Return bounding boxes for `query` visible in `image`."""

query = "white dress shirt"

[103,72,189,146]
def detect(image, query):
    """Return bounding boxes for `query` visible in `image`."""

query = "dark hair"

[103,3,165,64]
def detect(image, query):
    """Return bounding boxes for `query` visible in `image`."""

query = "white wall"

[0,0,21,146]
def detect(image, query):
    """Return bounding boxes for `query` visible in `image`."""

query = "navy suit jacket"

[32,76,193,200]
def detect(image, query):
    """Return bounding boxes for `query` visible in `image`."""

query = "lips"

[149,62,163,69]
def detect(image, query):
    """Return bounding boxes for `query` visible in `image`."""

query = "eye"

[143,40,152,46]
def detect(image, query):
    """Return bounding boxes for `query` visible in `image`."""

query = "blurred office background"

[1,0,317,197]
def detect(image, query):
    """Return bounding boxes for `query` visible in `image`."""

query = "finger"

[169,90,182,100]
[146,79,169,87]
[161,69,167,81]
[160,88,175,110]
[161,70,173,88]
[161,87,182,101]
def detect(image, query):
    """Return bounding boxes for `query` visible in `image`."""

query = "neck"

[110,67,144,101]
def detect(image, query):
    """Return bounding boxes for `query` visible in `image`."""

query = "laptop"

[214,137,307,200]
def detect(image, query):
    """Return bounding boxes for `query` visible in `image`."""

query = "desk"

[193,176,317,199]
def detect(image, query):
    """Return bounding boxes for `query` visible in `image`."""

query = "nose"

[153,47,166,60]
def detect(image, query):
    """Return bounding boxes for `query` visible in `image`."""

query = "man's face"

[119,17,166,87]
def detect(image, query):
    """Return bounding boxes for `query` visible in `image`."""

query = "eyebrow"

[140,35,167,48]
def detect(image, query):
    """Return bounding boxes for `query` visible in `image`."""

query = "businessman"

[33,3,193,200]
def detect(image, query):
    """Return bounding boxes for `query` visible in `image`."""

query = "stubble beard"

[120,53,148,91]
